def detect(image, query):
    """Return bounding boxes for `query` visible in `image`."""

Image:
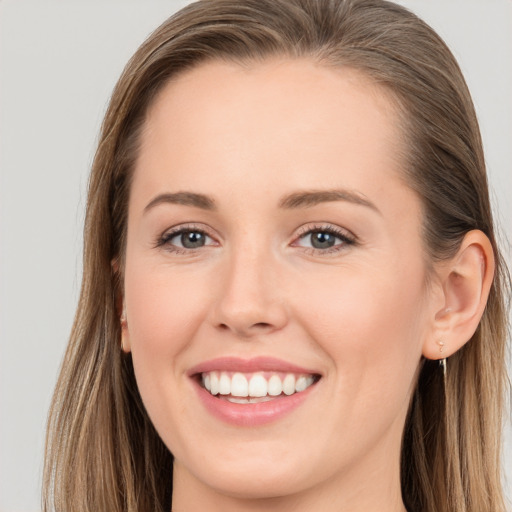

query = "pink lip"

[188,357,321,427]
[187,356,318,376]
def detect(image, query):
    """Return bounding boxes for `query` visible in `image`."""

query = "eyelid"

[291,223,357,254]
[295,222,355,239]
[154,222,219,250]
[153,221,357,254]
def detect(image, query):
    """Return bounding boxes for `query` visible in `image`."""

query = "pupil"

[311,232,335,249]
[181,232,205,248]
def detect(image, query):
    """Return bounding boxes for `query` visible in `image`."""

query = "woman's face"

[123,59,439,504]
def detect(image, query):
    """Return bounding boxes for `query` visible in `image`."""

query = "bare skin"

[121,59,494,512]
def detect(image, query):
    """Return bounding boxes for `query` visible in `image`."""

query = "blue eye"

[158,228,215,251]
[307,231,338,249]
[156,224,354,255]
[295,226,355,252]
[174,231,208,249]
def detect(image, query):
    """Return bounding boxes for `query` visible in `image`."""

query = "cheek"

[122,257,221,453]
[123,258,213,397]
[283,261,429,466]
[125,258,211,346]
[293,259,427,399]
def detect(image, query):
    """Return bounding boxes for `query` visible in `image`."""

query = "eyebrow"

[143,188,380,214]
[279,189,380,213]
[144,192,216,213]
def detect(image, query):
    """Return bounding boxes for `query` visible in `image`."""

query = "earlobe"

[120,301,132,353]
[422,230,495,360]
[112,258,131,353]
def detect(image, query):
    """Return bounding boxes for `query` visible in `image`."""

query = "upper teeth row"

[202,371,315,398]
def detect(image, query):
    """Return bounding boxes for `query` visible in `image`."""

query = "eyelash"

[155,224,216,255]
[155,223,357,255]
[294,224,357,255]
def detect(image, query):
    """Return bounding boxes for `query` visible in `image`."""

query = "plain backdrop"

[0,1,511,511]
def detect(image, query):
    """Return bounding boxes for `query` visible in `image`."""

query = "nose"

[211,244,288,338]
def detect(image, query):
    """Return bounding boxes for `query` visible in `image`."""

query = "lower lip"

[193,379,318,426]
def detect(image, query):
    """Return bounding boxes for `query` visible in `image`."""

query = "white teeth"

[201,370,316,399]
[282,374,296,395]
[231,373,249,397]
[210,371,219,395]
[204,373,211,392]
[227,396,275,404]
[248,374,268,397]
[295,375,309,392]
[227,397,250,404]
[219,373,231,395]
[268,375,282,396]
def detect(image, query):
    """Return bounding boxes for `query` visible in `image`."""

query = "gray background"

[0,1,510,511]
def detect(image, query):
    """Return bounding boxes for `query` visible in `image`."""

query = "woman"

[43,0,510,511]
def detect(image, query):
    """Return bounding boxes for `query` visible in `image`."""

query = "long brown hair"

[43,1,510,511]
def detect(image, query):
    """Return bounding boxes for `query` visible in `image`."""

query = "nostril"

[216,321,274,336]
[253,322,272,329]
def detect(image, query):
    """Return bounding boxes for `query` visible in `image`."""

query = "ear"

[422,230,495,360]
[112,258,131,353]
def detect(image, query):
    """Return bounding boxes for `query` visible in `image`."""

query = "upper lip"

[187,356,320,377]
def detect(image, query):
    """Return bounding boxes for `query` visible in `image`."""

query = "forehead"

[133,58,409,215]
[143,58,400,149]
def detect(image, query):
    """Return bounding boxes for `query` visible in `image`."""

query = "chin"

[198,465,309,500]
[174,445,319,500]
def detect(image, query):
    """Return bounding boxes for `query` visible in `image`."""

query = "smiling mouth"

[199,371,321,404]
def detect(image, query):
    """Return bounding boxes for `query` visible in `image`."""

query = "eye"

[173,231,210,249]
[304,231,338,249]
[157,226,216,252]
[293,225,356,253]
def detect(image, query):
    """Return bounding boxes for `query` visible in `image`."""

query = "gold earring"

[437,340,447,377]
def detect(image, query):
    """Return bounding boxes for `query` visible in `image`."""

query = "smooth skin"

[120,59,494,512]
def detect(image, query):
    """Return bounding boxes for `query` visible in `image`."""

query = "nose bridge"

[213,236,287,336]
